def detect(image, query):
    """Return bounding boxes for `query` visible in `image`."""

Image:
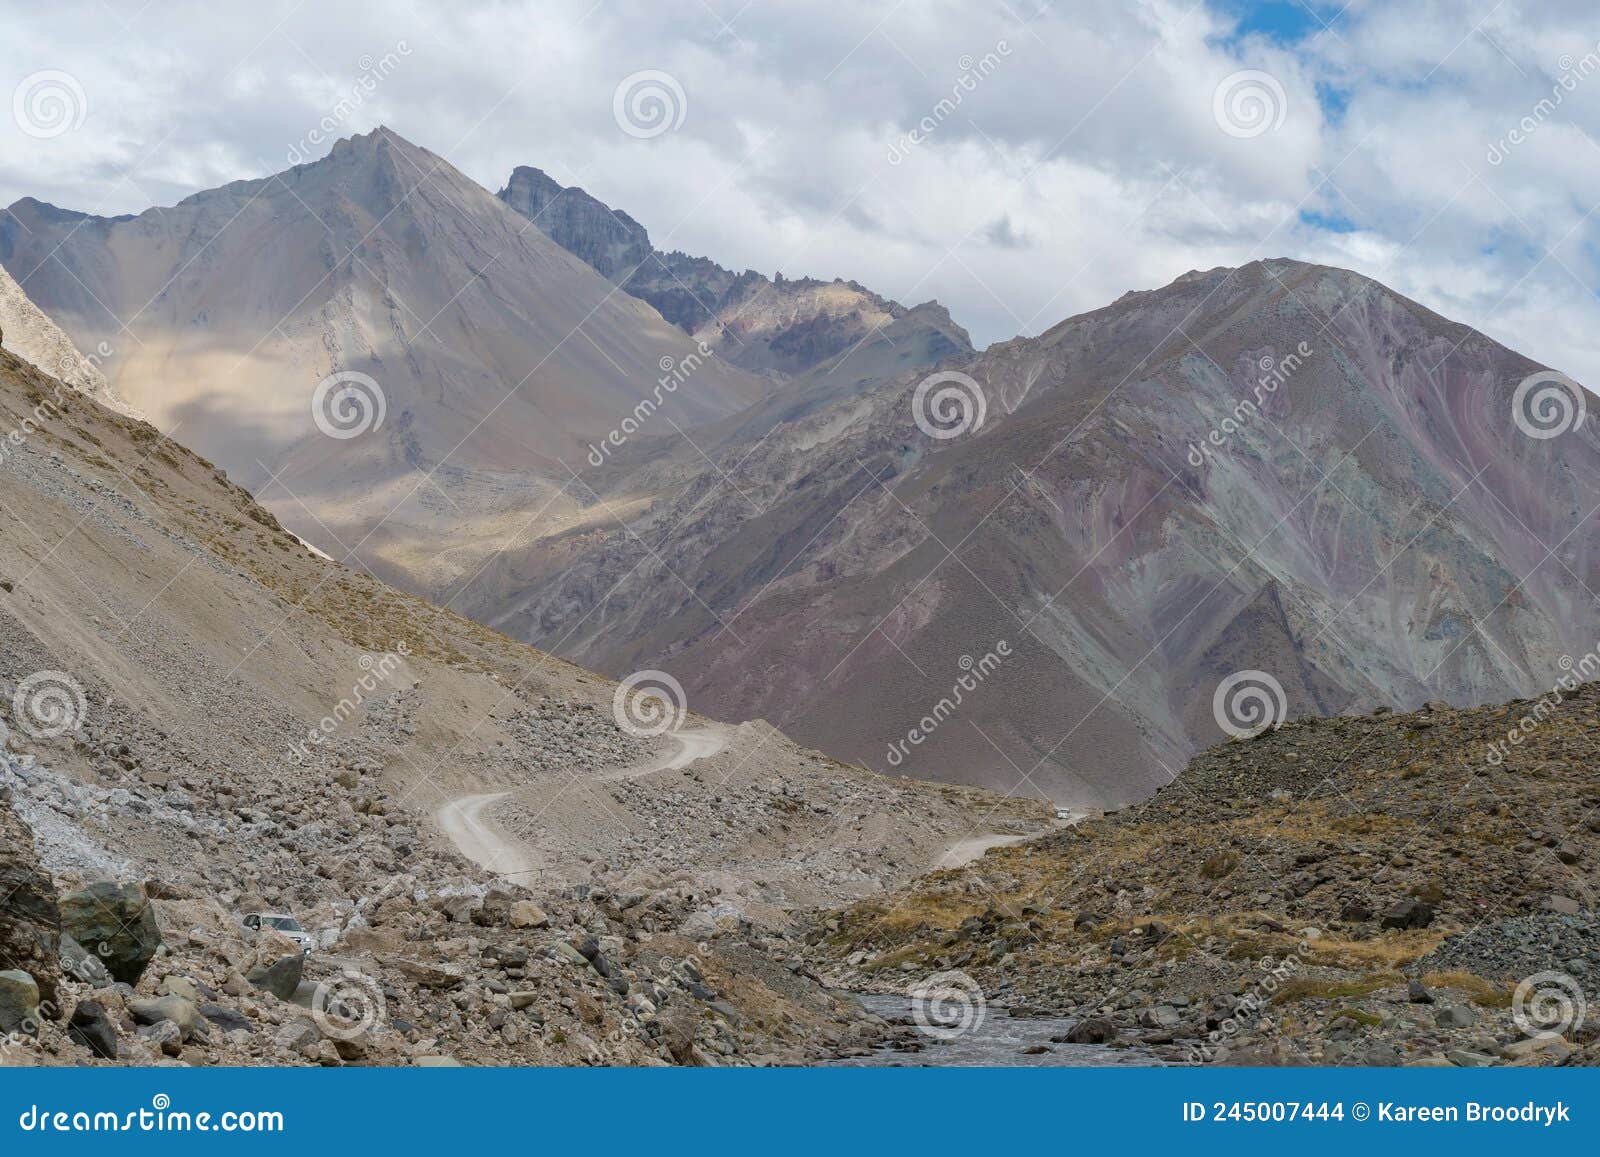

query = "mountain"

[0,343,1041,1067]
[0,128,768,594]
[0,262,125,412]
[464,258,1600,808]
[498,165,972,378]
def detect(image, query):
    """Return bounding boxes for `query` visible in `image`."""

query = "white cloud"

[1,0,1596,385]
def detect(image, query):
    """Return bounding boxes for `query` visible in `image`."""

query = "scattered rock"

[128,995,202,1042]
[67,1000,118,1059]
[509,902,549,929]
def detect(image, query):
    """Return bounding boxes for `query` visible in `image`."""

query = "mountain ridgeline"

[5,129,1596,807]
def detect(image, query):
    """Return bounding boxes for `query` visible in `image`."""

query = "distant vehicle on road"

[242,912,313,955]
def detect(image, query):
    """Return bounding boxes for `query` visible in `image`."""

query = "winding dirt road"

[436,725,729,878]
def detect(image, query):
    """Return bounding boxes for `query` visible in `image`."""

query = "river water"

[829,995,1161,1067]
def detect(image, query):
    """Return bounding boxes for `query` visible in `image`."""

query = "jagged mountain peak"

[497,163,975,377]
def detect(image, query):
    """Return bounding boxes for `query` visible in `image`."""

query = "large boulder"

[57,882,162,985]
[1380,898,1435,931]
[1062,1017,1117,1044]
[246,954,305,1001]
[0,969,41,1037]
[67,1000,118,1059]
[0,796,61,1006]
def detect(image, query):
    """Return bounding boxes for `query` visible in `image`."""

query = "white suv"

[243,912,313,955]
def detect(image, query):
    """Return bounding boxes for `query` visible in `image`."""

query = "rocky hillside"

[0,345,1042,1068]
[481,258,1600,807]
[814,688,1600,1066]
[0,266,125,413]
[498,165,972,377]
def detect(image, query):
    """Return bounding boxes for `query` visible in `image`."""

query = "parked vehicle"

[242,912,313,955]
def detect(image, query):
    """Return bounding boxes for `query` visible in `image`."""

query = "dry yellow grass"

[1300,930,1446,969]
[1422,970,1515,1008]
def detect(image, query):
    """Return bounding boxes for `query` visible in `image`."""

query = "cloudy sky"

[3,0,1598,384]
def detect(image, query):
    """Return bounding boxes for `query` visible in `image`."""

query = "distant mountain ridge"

[497,165,972,377]
[464,258,1600,806]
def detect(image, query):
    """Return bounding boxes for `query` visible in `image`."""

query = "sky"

[3,0,1599,385]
